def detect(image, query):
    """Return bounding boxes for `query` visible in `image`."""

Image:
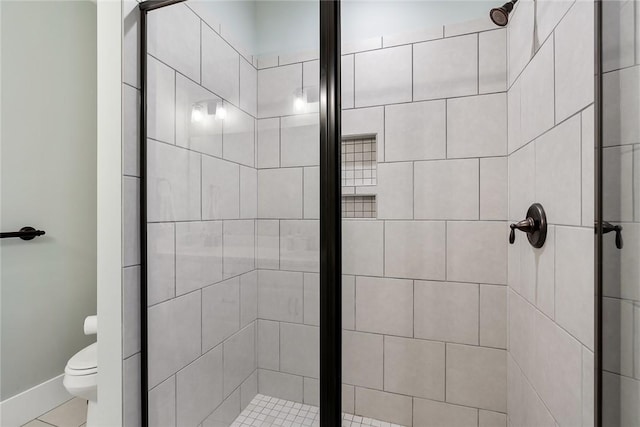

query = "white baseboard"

[0,374,72,427]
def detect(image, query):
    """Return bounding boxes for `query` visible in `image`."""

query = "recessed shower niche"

[341,134,377,218]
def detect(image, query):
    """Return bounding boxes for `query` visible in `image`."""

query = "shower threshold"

[231,394,406,427]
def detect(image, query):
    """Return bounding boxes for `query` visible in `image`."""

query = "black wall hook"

[509,203,547,248]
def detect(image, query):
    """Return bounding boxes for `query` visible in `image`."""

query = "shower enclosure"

[122,0,633,425]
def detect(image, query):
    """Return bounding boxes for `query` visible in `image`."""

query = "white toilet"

[63,316,98,426]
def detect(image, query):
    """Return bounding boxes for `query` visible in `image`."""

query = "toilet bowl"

[64,319,98,426]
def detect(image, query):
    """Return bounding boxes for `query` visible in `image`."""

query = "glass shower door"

[600,0,640,424]
[143,1,320,425]
[340,2,511,425]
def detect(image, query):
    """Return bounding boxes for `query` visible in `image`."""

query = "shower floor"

[231,394,403,427]
[231,394,406,427]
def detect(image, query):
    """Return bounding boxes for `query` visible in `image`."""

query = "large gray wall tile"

[149,376,175,427]
[480,285,507,349]
[258,64,301,118]
[240,271,258,327]
[148,292,201,388]
[355,276,413,337]
[175,74,222,157]
[223,220,255,278]
[535,115,582,226]
[258,168,303,218]
[176,221,223,295]
[480,157,507,221]
[147,140,201,222]
[554,1,594,123]
[258,270,303,323]
[176,347,224,427]
[202,25,240,105]
[280,323,319,378]
[123,267,141,358]
[385,100,446,161]
[343,331,383,389]
[479,29,507,93]
[446,344,507,412]
[223,104,255,167]
[223,323,256,397]
[240,166,257,219]
[257,369,303,403]
[413,34,478,100]
[533,310,583,427]
[415,281,479,345]
[280,220,319,272]
[354,388,412,426]
[555,226,594,349]
[414,159,479,220]
[202,389,241,427]
[281,114,319,167]
[258,320,279,370]
[257,118,280,169]
[146,55,175,144]
[147,222,175,306]
[447,93,507,158]
[343,220,384,276]
[384,336,445,400]
[385,221,446,280]
[123,177,141,267]
[202,277,240,352]
[147,3,200,82]
[354,45,412,107]
[447,221,507,285]
[377,162,413,219]
[256,220,279,269]
[240,58,257,117]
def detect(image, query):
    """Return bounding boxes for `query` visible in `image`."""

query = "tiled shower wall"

[505,1,595,426]
[122,2,261,425]
[254,19,511,426]
[600,0,640,425]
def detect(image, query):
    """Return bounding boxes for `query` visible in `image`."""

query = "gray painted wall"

[1,0,97,401]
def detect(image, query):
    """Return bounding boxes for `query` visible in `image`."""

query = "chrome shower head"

[490,0,518,26]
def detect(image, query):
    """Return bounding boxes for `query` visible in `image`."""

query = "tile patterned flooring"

[232,394,406,427]
[26,394,404,427]
[22,397,87,427]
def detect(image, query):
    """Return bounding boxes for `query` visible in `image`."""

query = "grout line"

[352,53,356,107]
[444,221,448,281]
[477,33,480,94]
[411,44,414,102]
[445,99,449,159]
[478,285,481,345]
[552,31,557,125]
[173,223,177,298]
[444,342,447,400]
[478,158,481,220]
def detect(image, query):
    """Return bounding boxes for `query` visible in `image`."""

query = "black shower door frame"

[594,0,603,426]
[138,1,343,426]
